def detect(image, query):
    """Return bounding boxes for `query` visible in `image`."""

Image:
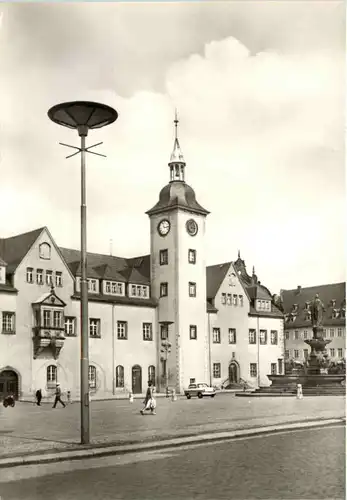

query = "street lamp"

[48,101,118,444]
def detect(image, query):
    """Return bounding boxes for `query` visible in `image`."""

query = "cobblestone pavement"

[0,394,344,457]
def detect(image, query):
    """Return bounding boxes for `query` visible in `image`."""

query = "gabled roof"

[282,282,346,328]
[206,262,232,299]
[0,227,45,272]
[32,288,66,307]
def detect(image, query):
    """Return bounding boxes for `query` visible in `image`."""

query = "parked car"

[184,383,216,399]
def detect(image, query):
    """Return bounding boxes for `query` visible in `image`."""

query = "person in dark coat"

[140,381,156,415]
[52,383,66,408]
[35,389,42,406]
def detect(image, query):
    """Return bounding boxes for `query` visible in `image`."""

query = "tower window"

[213,363,221,378]
[160,324,168,340]
[189,325,197,340]
[212,328,221,343]
[188,249,196,264]
[160,283,168,297]
[188,282,196,297]
[228,328,236,344]
[159,249,168,266]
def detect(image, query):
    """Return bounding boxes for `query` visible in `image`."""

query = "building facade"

[0,121,284,401]
[281,284,346,364]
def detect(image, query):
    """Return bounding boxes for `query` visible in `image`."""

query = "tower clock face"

[186,219,198,236]
[158,219,171,236]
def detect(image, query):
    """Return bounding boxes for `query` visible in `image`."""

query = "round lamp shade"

[48,101,118,130]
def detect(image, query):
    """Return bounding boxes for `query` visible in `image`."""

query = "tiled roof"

[0,283,18,294]
[60,248,151,284]
[206,262,232,299]
[0,227,44,272]
[282,282,346,328]
[71,293,157,308]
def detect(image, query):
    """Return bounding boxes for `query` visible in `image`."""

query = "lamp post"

[48,101,118,444]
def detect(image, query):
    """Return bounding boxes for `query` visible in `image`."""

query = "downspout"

[257,315,260,388]
[112,304,115,395]
[208,312,212,386]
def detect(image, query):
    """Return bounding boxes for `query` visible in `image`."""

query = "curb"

[0,417,344,469]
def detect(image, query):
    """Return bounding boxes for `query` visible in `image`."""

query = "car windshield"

[198,384,207,388]
[188,384,197,388]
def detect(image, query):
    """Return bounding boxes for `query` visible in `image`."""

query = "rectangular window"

[160,324,168,340]
[232,294,238,306]
[189,325,197,340]
[88,279,97,292]
[88,366,97,389]
[270,330,278,345]
[304,349,309,359]
[212,328,221,343]
[213,363,221,378]
[228,328,236,344]
[285,349,290,359]
[2,312,15,334]
[117,321,127,340]
[159,249,168,266]
[330,329,334,338]
[89,318,101,338]
[160,282,168,297]
[43,310,51,327]
[189,282,196,297]
[26,267,33,283]
[46,270,53,286]
[249,329,256,344]
[330,348,335,358]
[285,331,289,340]
[338,348,343,358]
[55,271,63,287]
[188,249,196,264]
[259,330,267,345]
[338,328,343,337]
[278,359,283,374]
[53,311,62,328]
[221,293,226,305]
[294,331,299,340]
[143,323,153,341]
[226,294,232,305]
[239,295,244,307]
[303,330,308,340]
[37,269,43,285]
[112,282,124,295]
[294,349,299,359]
[250,363,257,377]
[271,363,277,375]
[64,317,76,336]
[105,281,111,293]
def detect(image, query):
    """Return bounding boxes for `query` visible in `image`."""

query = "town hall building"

[0,120,284,401]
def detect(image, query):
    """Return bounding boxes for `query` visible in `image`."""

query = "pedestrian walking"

[140,381,156,415]
[35,389,42,406]
[52,383,66,408]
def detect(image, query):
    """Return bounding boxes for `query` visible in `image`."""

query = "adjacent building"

[281,283,346,363]
[0,119,284,401]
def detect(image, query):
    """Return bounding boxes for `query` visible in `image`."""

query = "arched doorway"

[228,362,240,385]
[132,365,142,394]
[0,370,19,400]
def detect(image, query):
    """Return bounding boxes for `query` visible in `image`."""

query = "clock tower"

[146,113,210,393]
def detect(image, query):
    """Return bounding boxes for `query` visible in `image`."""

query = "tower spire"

[169,110,185,182]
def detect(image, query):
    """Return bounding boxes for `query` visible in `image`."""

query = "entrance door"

[132,365,142,394]
[228,363,239,384]
[0,370,19,400]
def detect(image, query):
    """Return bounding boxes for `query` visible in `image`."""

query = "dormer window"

[292,304,298,313]
[305,310,312,321]
[332,309,339,319]
[305,302,310,310]
[39,243,51,260]
[331,299,336,307]
[341,309,346,319]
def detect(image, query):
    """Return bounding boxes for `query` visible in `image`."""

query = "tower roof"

[170,111,185,163]
[146,181,209,216]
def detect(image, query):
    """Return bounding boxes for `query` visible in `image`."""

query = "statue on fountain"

[310,294,325,338]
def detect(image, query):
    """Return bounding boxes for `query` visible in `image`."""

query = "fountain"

[237,294,346,397]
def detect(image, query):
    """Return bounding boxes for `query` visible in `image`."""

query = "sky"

[0,1,345,293]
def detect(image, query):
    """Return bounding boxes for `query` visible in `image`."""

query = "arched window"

[88,365,97,389]
[116,365,124,388]
[46,365,57,387]
[148,365,156,386]
[228,273,236,287]
[39,242,51,260]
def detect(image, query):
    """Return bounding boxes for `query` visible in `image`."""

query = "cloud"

[0,3,344,293]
